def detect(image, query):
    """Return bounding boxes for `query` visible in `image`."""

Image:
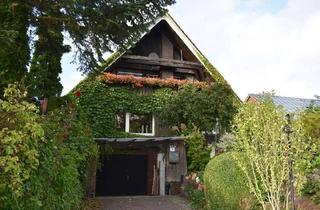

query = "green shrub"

[184,185,206,210]
[204,152,256,210]
[301,179,320,204]
[185,129,211,172]
[0,84,44,208]
[0,85,98,210]
[299,106,320,204]
[18,102,98,210]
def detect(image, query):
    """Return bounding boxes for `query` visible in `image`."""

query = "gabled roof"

[102,13,240,103]
[246,94,320,112]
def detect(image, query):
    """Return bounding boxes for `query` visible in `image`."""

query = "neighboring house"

[81,14,239,197]
[245,94,320,112]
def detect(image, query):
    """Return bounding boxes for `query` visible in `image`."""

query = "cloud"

[169,0,320,100]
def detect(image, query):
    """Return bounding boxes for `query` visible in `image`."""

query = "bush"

[0,85,98,210]
[233,96,308,210]
[185,129,211,172]
[18,102,98,210]
[299,106,320,204]
[0,85,43,208]
[184,185,206,210]
[204,152,256,210]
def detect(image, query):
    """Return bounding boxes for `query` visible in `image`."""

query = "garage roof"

[95,137,185,143]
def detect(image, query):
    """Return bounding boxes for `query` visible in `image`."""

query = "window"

[117,71,143,77]
[173,72,187,80]
[125,113,155,136]
[116,69,159,78]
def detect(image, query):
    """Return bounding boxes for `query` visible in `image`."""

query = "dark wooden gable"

[129,20,198,62]
[107,20,212,82]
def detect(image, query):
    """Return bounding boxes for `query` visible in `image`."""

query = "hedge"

[204,152,256,210]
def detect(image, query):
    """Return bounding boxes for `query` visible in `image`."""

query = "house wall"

[246,96,259,104]
[161,33,174,59]
[132,31,162,57]
[165,141,187,194]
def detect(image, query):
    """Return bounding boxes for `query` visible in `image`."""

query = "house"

[79,14,239,197]
[245,94,320,112]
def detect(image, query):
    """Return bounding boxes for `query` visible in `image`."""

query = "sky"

[60,0,320,100]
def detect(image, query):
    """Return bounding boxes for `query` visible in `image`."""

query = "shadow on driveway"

[94,195,192,210]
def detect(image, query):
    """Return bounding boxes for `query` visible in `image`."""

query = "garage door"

[96,154,148,196]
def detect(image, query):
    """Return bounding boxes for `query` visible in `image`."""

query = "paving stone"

[95,195,192,210]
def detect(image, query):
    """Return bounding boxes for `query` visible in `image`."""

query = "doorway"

[96,154,148,196]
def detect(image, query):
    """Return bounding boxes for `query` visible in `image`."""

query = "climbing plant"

[75,78,173,137]
[160,83,238,131]
[0,84,43,203]
[75,76,239,138]
[0,84,98,210]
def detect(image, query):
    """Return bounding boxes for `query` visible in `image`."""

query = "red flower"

[63,132,68,140]
[97,73,210,88]
[75,90,81,97]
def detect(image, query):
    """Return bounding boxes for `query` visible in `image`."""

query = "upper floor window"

[116,112,155,136]
[117,69,159,78]
[127,113,155,135]
[117,70,143,77]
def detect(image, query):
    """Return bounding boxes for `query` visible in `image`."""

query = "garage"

[92,137,187,197]
[96,154,148,196]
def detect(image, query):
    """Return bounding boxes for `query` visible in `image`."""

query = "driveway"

[95,195,192,210]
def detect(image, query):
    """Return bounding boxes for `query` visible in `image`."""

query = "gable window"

[117,70,143,77]
[173,72,187,80]
[125,113,155,136]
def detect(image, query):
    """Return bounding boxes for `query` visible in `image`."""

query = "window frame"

[125,112,155,136]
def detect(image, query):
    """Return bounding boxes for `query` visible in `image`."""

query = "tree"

[0,1,31,92]
[61,0,176,73]
[27,8,70,98]
[0,0,175,96]
[233,96,307,210]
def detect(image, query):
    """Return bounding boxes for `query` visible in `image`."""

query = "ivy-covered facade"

[76,14,240,197]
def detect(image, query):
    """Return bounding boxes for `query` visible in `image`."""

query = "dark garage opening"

[96,154,148,196]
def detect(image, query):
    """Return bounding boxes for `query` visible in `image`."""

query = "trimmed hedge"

[204,152,256,210]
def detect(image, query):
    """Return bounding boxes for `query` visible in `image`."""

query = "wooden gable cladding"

[106,19,210,82]
[102,14,240,102]
[121,55,202,70]
[130,20,198,62]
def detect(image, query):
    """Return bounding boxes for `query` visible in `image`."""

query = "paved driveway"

[95,195,192,210]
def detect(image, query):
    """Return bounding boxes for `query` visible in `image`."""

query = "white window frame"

[125,113,155,136]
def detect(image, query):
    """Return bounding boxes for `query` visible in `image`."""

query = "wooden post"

[41,98,48,115]
[157,153,165,196]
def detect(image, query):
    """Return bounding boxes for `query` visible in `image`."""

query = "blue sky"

[60,0,320,100]
[237,0,288,14]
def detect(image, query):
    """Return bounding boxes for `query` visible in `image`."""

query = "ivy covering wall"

[75,75,239,138]
[76,78,172,137]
